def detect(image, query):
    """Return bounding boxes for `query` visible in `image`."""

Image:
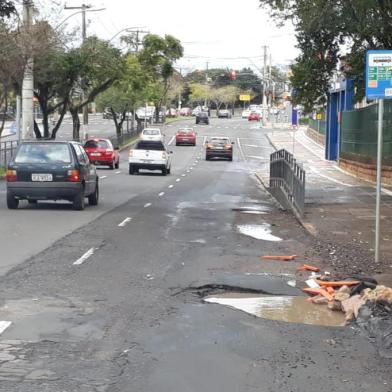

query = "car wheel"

[28,199,37,205]
[162,167,167,176]
[109,161,114,170]
[7,192,19,209]
[115,160,119,169]
[229,156,233,161]
[129,165,134,175]
[167,166,171,174]
[73,188,85,211]
[175,142,179,146]
[205,155,209,161]
[88,182,99,206]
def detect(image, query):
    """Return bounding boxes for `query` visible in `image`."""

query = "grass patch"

[0,167,6,179]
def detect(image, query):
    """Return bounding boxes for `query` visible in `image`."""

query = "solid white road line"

[236,137,247,162]
[118,217,132,227]
[168,135,175,145]
[73,248,95,266]
[99,175,107,179]
[0,321,12,335]
[144,203,152,208]
[168,185,174,189]
[159,192,165,197]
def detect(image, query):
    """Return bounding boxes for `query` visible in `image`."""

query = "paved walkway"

[257,126,392,272]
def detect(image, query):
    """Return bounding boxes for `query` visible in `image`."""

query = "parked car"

[175,128,197,146]
[205,137,234,161]
[83,138,119,170]
[196,111,209,125]
[140,127,164,141]
[179,107,192,116]
[128,140,172,176]
[217,109,232,119]
[6,141,99,210]
[242,109,251,118]
[248,112,261,121]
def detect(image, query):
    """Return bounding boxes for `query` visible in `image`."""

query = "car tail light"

[207,144,213,149]
[67,169,80,182]
[6,169,17,182]
[224,144,232,150]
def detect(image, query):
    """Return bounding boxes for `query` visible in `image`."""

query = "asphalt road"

[0,117,390,391]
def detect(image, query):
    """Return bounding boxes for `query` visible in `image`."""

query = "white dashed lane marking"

[176,178,181,182]
[118,217,132,227]
[168,185,174,189]
[168,135,175,145]
[99,175,107,179]
[0,321,12,335]
[115,171,121,174]
[159,192,165,197]
[144,203,152,208]
[73,248,95,266]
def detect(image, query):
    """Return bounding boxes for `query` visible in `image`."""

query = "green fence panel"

[309,119,326,135]
[341,101,392,165]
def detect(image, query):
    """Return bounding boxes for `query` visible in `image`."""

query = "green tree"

[0,0,15,18]
[188,83,212,105]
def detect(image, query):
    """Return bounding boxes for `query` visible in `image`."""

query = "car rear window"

[15,143,72,164]
[211,139,229,145]
[84,140,110,149]
[198,112,208,117]
[135,141,165,151]
[143,129,160,136]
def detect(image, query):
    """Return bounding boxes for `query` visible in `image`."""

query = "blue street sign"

[366,50,392,99]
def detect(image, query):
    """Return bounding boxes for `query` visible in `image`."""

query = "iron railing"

[270,149,306,216]
[0,140,18,168]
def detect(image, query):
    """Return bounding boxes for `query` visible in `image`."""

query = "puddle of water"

[237,224,282,242]
[204,293,345,327]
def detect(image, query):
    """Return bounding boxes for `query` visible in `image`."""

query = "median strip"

[118,217,132,227]
[73,248,95,266]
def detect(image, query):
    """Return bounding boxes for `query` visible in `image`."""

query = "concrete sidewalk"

[257,126,392,275]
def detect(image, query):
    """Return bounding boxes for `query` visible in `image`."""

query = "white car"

[242,109,251,118]
[129,140,172,176]
[140,127,164,141]
[136,106,155,121]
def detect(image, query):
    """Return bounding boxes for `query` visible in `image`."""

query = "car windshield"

[179,129,193,134]
[143,129,160,136]
[15,143,72,164]
[135,141,165,151]
[84,140,110,149]
[198,112,207,117]
[211,138,229,145]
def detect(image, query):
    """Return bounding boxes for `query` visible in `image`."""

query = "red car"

[248,112,261,121]
[175,128,197,146]
[83,138,119,169]
[179,107,192,116]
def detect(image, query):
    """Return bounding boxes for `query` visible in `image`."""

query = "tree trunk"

[33,120,42,138]
[0,91,7,138]
[50,101,68,139]
[70,108,80,141]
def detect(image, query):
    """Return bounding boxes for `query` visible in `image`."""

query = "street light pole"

[21,0,34,140]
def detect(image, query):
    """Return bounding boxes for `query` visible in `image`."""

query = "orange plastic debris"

[316,280,360,288]
[303,288,334,301]
[297,264,320,272]
[261,255,297,261]
[326,287,335,295]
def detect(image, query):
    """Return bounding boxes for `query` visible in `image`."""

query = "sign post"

[366,50,392,263]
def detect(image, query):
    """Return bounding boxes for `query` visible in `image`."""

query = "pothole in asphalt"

[237,224,282,242]
[204,293,345,327]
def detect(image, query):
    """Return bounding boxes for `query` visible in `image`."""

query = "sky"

[46,0,299,76]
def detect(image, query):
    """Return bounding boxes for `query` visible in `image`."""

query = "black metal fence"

[270,149,306,216]
[0,140,18,168]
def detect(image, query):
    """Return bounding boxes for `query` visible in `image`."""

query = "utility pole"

[64,3,91,140]
[204,61,209,107]
[262,45,268,122]
[21,0,34,140]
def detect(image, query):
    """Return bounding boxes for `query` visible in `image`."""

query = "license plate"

[215,146,224,150]
[91,152,101,156]
[32,174,53,182]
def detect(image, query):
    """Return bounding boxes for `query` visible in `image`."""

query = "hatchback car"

[196,111,209,125]
[217,109,232,119]
[140,127,164,141]
[205,137,234,161]
[175,128,197,146]
[84,138,119,169]
[248,112,261,121]
[6,141,99,210]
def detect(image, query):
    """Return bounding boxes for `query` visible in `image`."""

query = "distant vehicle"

[248,112,261,121]
[83,138,119,170]
[205,137,234,161]
[166,108,177,118]
[6,141,99,210]
[179,107,192,116]
[136,106,155,122]
[192,106,209,116]
[175,128,197,146]
[217,109,232,119]
[196,111,209,125]
[128,140,172,176]
[242,109,251,118]
[140,127,164,141]
[249,104,261,113]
